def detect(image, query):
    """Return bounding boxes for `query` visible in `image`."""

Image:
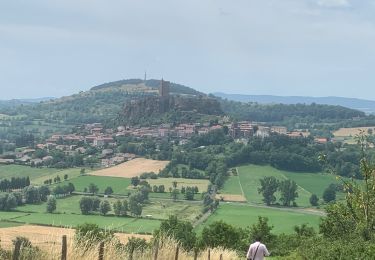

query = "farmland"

[219,164,343,207]
[54,175,132,195]
[0,165,82,183]
[333,126,375,137]
[0,225,152,250]
[197,203,321,234]
[90,158,169,178]
[147,177,209,192]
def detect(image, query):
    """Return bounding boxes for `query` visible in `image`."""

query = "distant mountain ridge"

[213,92,375,114]
[0,97,55,108]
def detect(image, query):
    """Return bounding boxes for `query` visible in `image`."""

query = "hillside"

[118,95,223,125]
[91,78,203,96]
[0,79,369,128]
[214,92,375,114]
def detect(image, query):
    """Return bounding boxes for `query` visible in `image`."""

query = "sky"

[1,0,375,100]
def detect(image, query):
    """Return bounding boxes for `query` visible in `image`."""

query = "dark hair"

[254,235,262,241]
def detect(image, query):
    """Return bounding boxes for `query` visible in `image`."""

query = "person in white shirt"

[246,236,270,260]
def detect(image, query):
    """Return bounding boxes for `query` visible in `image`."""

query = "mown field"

[148,178,209,192]
[53,175,132,195]
[220,164,343,207]
[0,193,203,234]
[0,165,83,184]
[197,203,321,234]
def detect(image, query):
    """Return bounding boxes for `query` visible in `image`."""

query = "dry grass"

[0,232,240,260]
[0,225,151,251]
[333,127,375,137]
[91,158,170,178]
[215,194,247,202]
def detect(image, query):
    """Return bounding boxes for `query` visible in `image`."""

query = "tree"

[171,189,179,202]
[249,216,275,245]
[88,183,99,194]
[46,196,56,213]
[158,185,165,193]
[131,177,140,187]
[309,194,319,206]
[129,193,142,217]
[152,185,158,193]
[157,215,196,250]
[113,199,128,216]
[79,196,93,215]
[201,221,242,250]
[185,187,195,200]
[23,186,41,204]
[38,186,50,202]
[258,176,279,206]
[64,174,68,181]
[104,186,113,195]
[319,133,375,240]
[323,184,336,203]
[279,179,298,206]
[80,168,86,175]
[99,200,111,215]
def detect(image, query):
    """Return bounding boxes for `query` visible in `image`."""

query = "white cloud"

[317,0,351,8]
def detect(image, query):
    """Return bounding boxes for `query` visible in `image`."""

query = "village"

[0,117,329,169]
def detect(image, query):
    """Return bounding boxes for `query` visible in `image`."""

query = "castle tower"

[159,79,170,97]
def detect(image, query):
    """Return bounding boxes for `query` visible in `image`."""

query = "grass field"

[198,203,321,234]
[219,175,242,195]
[91,158,169,178]
[53,175,132,195]
[0,221,23,228]
[235,164,344,207]
[147,178,209,193]
[282,171,341,197]
[0,165,83,185]
[238,165,312,207]
[18,195,202,221]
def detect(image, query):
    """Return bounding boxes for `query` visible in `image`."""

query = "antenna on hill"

[144,71,147,82]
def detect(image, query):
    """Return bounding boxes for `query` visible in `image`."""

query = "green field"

[198,203,321,234]
[6,212,160,233]
[282,171,341,197]
[238,165,311,206]
[53,175,132,195]
[0,165,82,185]
[7,194,203,233]
[0,221,24,228]
[232,164,344,207]
[219,175,242,195]
[18,195,202,221]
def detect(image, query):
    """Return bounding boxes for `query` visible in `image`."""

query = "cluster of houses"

[115,123,223,140]
[0,120,329,166]
[229,121,327,144]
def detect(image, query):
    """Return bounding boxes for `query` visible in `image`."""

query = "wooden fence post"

[98,242,104,260]
[129,246,134,260]
[153,239,159,260]
[174,245,179,260]
[12,239,21,260]
[193,249,198,260]
[61,235,67,260]
[219,253,223,260]
[207,249,210,260]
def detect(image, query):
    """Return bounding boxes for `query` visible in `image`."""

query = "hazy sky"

[1,0,375,100]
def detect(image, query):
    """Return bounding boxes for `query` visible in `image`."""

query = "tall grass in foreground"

[1,236,240,260]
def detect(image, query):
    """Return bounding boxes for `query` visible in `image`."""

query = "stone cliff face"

[119,95,223,124]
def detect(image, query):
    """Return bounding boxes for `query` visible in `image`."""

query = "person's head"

[254,235,262,242]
